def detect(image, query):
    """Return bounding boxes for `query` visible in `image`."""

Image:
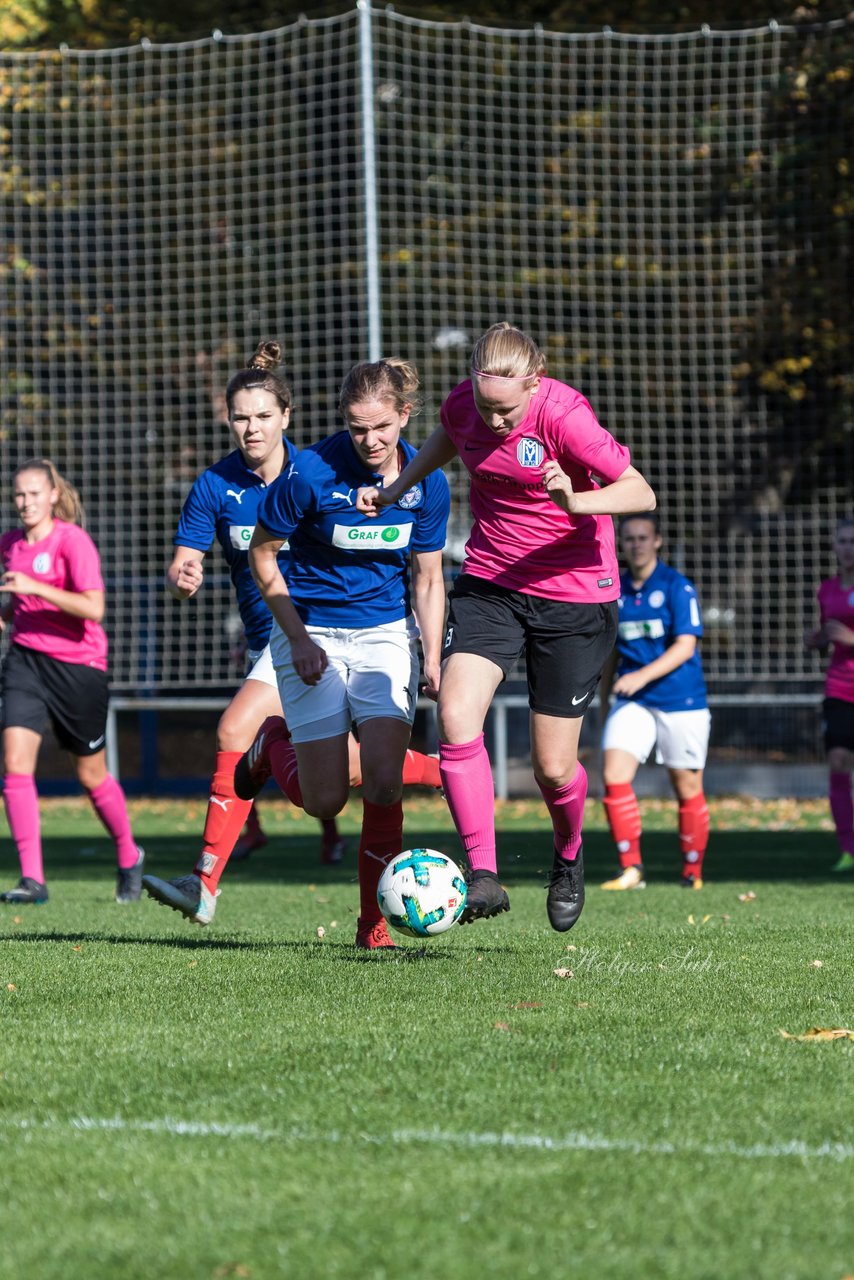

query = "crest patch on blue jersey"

[398,485,423,509]
[517,437,544,468]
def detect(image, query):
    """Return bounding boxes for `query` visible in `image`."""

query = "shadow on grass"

[3,828,845,893]
[0,927,515,962]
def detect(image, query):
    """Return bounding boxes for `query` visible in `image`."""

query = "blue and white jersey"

[615,560,707,711]
[257,431,451,627]
[174,442,298,651]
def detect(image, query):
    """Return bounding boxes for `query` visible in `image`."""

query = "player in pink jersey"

[358,322,655,931]
[0,459,144,905]
[805,517,854,872]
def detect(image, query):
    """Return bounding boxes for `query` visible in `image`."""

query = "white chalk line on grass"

[4,1116,852,1162]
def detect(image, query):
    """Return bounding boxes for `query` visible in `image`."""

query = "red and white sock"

[3,773,43,883]
[603,782,642,868]
[679,792,710,879]
[194,751,252,893]
[268,737,304,808]
[537,763,587,862]
[358,798,403,926]
[89,775,139,870]
[439,736,496,872]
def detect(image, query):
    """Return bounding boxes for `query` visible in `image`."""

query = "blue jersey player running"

[600,514,711,890]
[237,358,450,949]
[141,342,352,924]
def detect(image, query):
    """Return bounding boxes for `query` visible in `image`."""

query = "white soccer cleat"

[142,872,219,925]
[600,865,647,891]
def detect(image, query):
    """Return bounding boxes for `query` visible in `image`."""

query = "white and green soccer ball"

[377,849,467,938]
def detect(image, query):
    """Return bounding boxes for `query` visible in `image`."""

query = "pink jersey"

[0,520,108,671]
[818,576,854,702]
[440,377,631,602]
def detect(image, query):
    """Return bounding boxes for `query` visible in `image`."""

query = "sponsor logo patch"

[33,552,51,574]
[597,577,613,588]
[331,523,412,551]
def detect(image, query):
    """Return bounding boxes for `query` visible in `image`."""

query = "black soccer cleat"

[459,868,510,924]
[546,848,585,933]
[115,846,145,904]
[0,876,49,905]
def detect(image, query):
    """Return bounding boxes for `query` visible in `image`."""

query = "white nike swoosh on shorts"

[88,735,106,749]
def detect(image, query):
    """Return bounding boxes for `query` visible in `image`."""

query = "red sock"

[194,751,252,892]
[603,782,642,868]
[537,763,587,862]
[401,750,441,788]
[89,775,138,869]
[3,773,43,883]
[679,792,709,878]
[244,804,264,839]
[269,738,304,808]
[439,736,496,872]
[357,798,403,926]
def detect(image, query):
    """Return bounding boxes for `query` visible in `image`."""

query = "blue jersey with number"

[615,560,707,710]
[257,431,450,627]
[174,442,298,650]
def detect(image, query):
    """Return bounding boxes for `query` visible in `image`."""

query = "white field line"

[4,1116,852,1162]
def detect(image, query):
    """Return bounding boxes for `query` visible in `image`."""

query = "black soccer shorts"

[442,574,617,718]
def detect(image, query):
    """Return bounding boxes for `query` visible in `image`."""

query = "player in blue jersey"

[141,342,351,924]
[236,358,451,949]
[599,513,711,889]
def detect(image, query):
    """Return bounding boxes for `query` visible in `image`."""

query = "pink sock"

[89,775,138,868]
[3,773,44,882]
[537,763,588,863]
[829,772,854,855]
[439,735,496,873]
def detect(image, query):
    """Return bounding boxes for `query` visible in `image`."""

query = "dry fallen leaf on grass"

[316,927,326,939]
[808,960,823,968]
[553,968,574,979]
[738,891,757,902]
[780,1026,854,1042]
[494,1021,511,1032]
[6,984,15,991]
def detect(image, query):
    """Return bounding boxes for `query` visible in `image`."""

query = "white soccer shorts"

[602,699,711,770]
[269,617,420,744]
[244,644,278,690]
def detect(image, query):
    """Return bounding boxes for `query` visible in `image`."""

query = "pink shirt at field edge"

[0,520,108,671]
[818,576,854,702]
[440,377,631,602]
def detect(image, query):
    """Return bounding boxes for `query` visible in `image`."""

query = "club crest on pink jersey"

[517,437,544,468]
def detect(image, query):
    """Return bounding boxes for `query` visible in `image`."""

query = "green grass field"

[1,794,851,1280]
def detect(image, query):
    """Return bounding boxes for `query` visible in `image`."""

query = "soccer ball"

[377,849,467,938]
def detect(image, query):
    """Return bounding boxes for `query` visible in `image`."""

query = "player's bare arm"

[248,522,328,686]
[825,619,854,647]
[542,462,655,517]
[166,545,205,600]
[356,426,459,516]
[612,634,697,697]
[0,572,104,622]
[410,548,446,701]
